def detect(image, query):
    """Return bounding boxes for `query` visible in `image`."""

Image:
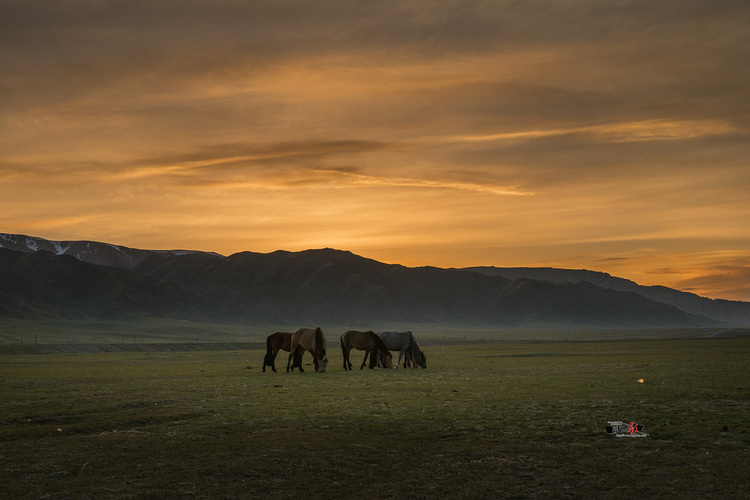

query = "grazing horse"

[262,331,304,372]
[377,331,427,368]
[286,327,328,373]
[340,330,393,370]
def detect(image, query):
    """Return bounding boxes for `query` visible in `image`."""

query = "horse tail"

[262,334,274,370]
[404,332,415,368]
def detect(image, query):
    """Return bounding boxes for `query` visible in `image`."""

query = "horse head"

[317,354,328,372]
[410,333,427,368]
[380,349,393,368]
[373,334,393,368]
[414,350,427,368]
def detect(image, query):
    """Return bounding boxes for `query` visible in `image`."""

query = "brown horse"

[340,330,393,370]
[286,327,328,373]
[262,331,304,372]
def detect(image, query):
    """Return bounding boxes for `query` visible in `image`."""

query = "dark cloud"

[4,1,748,86]
[4,0,748,141]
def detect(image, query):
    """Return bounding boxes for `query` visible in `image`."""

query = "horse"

[377,331,427,368]
[286,327,328,373]
[262,331,304,372]
[340,330,393,370]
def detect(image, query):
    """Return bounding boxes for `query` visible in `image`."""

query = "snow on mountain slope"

[0,233,219,270]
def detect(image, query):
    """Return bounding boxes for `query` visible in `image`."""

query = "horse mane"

[315,327,326,354]
[373,333,390,351]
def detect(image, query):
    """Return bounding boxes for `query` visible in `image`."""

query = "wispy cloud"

[442,119,739,145]
[292,169,532,196]
[86,141,532,196]
[104,141,391,180]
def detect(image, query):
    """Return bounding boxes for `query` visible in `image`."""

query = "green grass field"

[1,338,748,498]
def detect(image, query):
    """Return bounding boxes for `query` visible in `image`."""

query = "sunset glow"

[2,1,749,300]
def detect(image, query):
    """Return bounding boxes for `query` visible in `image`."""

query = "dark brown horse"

[263,331,304,372]
[286,327,328,373]
[340,330,393,370]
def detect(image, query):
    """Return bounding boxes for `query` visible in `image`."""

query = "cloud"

[644,255,750,302]
[114,140,393,177]
[298,169,531,196]
[438,119,739,146]
[110,142,532,196]
[2,0,750,300]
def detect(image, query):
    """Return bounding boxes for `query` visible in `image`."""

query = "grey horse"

[377,331,427,368]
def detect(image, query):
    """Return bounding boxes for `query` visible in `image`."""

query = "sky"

[2,0,750,301]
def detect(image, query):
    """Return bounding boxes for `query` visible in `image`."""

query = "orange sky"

[2,1,750,301]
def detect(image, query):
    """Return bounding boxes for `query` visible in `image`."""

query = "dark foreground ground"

[1,338,748,498]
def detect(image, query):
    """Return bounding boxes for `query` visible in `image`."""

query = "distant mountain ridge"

[0,233,217,270]
[1,233,747,326]
[463,267,750,325]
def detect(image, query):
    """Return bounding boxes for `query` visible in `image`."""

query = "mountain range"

[2,233,748,327]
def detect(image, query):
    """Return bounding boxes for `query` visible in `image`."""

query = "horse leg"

[360,349,370,369]
[405,348,413,368]
[291,346,303,371]
[269,347,280,372]
[287,348,303,372]
[346,338,357,370]
[263,345,273,372]
[341,338,350,371]
[286,350,294,372]
[396,349,405,368]
[369,350,380,369]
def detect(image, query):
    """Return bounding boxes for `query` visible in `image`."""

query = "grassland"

[1,337,748,498]
[0,317,737,346]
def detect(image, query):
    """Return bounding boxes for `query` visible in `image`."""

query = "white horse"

[377,331,427,368]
